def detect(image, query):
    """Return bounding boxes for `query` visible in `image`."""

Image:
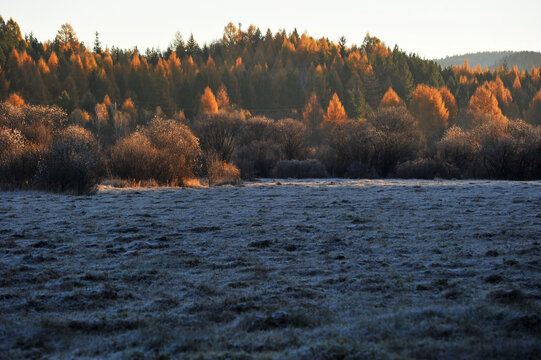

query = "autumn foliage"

[7,93,24,107]
[200,87,218,114]
[379,87,404,109]
[410,84,449,139]
[324,93,347,125]
[439,87,457,125]
[468,84,507,127]
[1,16,541,188]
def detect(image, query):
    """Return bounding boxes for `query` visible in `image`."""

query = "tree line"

[1,16,540,193]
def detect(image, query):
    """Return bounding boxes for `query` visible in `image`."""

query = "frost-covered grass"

[1,179,540,359]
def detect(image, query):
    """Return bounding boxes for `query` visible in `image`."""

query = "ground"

[1,179,540,359]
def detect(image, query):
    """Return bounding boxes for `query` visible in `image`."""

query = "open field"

[1,179,541,359]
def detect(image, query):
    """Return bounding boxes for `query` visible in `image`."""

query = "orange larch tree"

[469,85,502,118]
[379,87,404,109]
[216,85,230,110]
[487,78,512,113]
[200,86,218,114]
[439,87,458,126]
[512,75,521,90]
[324,93,347,125]
[468,84,507,128]
[302,92,325,144]
[47,51,59,69]
[302,92,324,128]
[409,84,449,140]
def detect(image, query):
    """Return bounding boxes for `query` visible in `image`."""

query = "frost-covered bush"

[396,158,461,179]
[237,116,277,146]
[37,125,102,194]
[0,127,43,188]
[110,131,159,181]
[110,117,201,185]
[436,126,479,174]
[475,119,541,179]
[233,140,281,179]
[232,116,281,179]
[194,110,245,162]
[275,118,307,160]
[146,117,201,182]
[0,102,66,144]
[324,119,376,176]
[369,106,424,176]
[273,159,328,179]
[207,157,242,186]
[344,161,378,179]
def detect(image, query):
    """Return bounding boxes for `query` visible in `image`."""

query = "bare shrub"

[0,102,66,143]
[436,126,479,175]
[369,106,424,176]
[110,117,201,185]
[324,119,376,176]
[0,127,43,187]
[207,156,242,186]
[475,119,541,179]
[37,125,102,194]
[232,116,280,179]
[233,141,281,179]
[313,145,337,176]
[273,159,328,179]
[275,118,307,160]
[145,117,201,181]
[344,162,378,179]
[194,110,245,162]
[396,158,461,179]
[110,131,159,181]
[238,116,277,146]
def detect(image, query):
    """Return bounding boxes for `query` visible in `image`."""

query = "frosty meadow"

[1,179,541,358]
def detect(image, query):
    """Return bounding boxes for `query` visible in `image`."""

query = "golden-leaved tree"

[302,92,324,128]
[439,87,457,126]
[55,23,80,52]
[324,93,347,125]
[379,87,404,109]
[469,85,502,118]
[468,84,507,128]
[200,86,218,114]
[409,84,449,140]
[216,85,230,110]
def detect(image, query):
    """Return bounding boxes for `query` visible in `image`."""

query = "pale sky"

[1,0,540,59]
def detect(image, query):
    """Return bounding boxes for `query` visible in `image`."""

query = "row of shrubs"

[195,107,541,181]
[1,102,541,194]
[0,104,242,194]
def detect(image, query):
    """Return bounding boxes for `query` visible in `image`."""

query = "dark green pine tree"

[93,32,102,54]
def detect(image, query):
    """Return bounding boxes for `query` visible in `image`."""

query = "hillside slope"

[435,51,541,70]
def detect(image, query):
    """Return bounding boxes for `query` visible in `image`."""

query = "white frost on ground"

[0,179,540,359]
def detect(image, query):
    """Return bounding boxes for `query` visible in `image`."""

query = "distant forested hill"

[435,51,541,71]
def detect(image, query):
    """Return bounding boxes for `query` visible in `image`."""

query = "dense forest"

[1,16,541,193]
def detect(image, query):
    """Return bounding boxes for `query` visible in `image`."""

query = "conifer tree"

[525,89,541,125]
[439,86,458,126]
[324,93,347,124]
[216,84,230,110]
[379,87,404,109]
[410,84,449,140]
[200,86,218,114]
